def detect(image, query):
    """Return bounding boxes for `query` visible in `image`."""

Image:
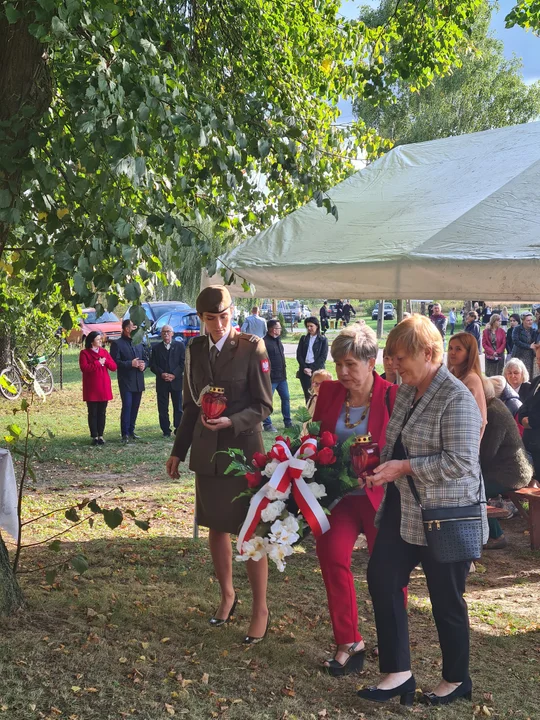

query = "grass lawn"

[0,349,539,719]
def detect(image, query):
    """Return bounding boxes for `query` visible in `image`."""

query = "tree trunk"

[0,334,10,367]
[0,7,52,258]
[0,535,24,614]
[376,299,384,338]
[396,299,403,322]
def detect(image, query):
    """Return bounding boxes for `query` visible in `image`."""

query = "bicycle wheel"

[34,365,54,395]
[0,367,22,400]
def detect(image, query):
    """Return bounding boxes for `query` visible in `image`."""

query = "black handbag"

[407,475,484,563]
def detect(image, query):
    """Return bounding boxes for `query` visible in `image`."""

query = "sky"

[338,0,540,122]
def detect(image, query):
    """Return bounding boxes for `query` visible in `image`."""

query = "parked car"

[71,308,123,345]
[372,302,396,320]
[147,309,201,347]
[124,301,192,331]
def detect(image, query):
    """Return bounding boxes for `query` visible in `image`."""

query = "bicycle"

[0,348,55,400]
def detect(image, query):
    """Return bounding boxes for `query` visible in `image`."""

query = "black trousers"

[367,484,471,682]
[86,401,108,438]
[299,365,315,402]
[156,385,183,435]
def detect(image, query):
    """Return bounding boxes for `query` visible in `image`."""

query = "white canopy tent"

[208,122,540,301]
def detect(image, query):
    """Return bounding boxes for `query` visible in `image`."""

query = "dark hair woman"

[296,316,328,402]
[512,312,537,379]
[359,315,487,708]
[79,331,117,445]
[505,313,521,358]
[312,325,402,676]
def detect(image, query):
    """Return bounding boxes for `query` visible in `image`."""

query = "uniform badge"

[261,359,270,373]
[230,340,236,347]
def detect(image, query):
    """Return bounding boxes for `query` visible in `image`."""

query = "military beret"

[196,285,233,314]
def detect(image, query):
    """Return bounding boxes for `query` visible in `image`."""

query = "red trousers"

[316,493,407,645]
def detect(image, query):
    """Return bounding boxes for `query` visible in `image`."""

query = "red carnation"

[317,447,337,465]
[245,471,262,488]
[252,452,268,469]
[319,431,338,448]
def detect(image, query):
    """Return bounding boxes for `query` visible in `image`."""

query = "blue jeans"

[263,380,291,427]
[119,389,143,437]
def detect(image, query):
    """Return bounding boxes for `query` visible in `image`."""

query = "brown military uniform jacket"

[171,327,273,475]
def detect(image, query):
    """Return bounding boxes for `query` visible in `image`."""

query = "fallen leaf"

[281,687,295,697]
[118,657,128,664]
[141,642,150,650]
[318,711,328,718]
[483,692,493,702]
[161,637,171,643]
[201,673,209,685]
[71,686,81,693]
[165,704,175,716]
[86,608,98,618]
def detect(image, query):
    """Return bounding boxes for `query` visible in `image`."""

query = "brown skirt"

[195,473,250,534]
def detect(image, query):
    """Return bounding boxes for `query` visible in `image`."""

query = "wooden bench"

[508,487,540,550]
[486,505,510,520]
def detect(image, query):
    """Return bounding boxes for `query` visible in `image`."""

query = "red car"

[69,308,123,345]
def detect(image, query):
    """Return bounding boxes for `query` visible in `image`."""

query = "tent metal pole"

[397,299,404,323]
[376,299,384,339]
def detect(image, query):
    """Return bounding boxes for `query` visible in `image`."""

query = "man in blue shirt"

[241,306,267,337]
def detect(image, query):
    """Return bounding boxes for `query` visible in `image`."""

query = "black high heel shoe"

[421,677,472,706]
[323,642,365,677]
[243,612,270,645]
[357,675,416,706]
[209,593,238,627]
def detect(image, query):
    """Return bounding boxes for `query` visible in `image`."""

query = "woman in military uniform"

[166,286,273,643]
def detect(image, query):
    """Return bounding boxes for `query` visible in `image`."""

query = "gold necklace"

[345,390,372,429]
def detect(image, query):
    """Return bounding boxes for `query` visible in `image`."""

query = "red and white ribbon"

[237,438,330,553]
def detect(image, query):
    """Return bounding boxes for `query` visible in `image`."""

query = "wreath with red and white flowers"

[223,408,359,571]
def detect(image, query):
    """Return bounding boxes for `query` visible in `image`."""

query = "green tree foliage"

[354,1,540,145]
[1,0,494,315]
[506,0,540,34]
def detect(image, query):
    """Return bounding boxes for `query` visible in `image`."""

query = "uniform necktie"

[210,344,219,369]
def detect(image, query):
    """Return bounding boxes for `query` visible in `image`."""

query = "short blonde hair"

[483,377,496,402]
[488,313,501,329]
[311,369,332,383]
[385,314,444,364]
[331,324,378,363]
[504,357,530,384]
[489,375,506,398]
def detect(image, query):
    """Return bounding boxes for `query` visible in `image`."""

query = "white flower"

[268,542,294,572]
[236,536,268,563]
[261,500,285,523]
[301,458,316,479]
[262,458,280,478]
[269,518,300,546]
[281,514,300,534]
[266,485,291,501]
[307,482,327,499]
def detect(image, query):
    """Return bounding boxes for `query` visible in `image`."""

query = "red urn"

[350,433,380,478]
[201,386,227,420]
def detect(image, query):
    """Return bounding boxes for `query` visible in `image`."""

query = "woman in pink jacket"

[79,331,117,445]
[482,314,506,377]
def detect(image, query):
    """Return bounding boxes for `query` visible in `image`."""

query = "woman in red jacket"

[482,314,506,377]
[313,325,399,676]
[79,331,117,445]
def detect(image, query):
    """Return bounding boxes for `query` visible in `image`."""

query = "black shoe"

[91,438,99,446]
[243,612,270,645]
[263,425,277,433]
[97,438,105,446]
[284,422,293,429]
[129,433,141,440]
[323,642,365,676]
[209,593,238,627]
[163,432,172,438]
[121,435,129,445]
[420,677,472,706]
[357,675,416,706]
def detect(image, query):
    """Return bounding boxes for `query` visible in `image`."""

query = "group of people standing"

[79,320,185,445]
[164,285,535,709]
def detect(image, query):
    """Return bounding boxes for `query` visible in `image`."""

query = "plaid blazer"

[376,364,488,546]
